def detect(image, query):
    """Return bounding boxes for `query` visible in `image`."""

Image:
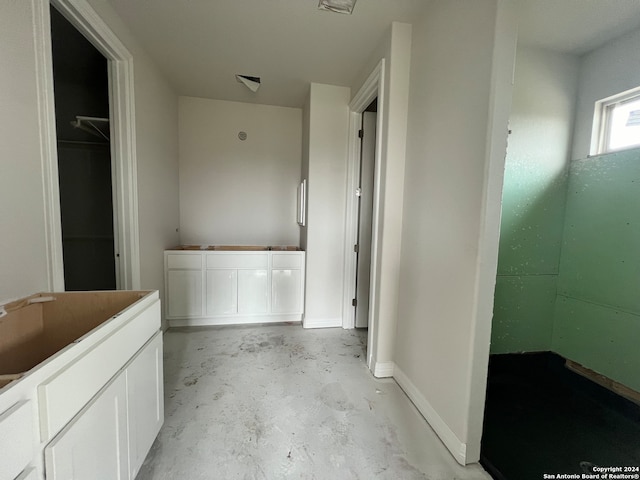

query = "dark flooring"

[481,352,640,480]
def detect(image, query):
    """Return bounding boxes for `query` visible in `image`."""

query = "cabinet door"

[167,270,202,317]
[238,269,268,314]
[272,269,302,314]
[45,373,129,480]
[0,400,34,480]
[127,332,164,479]
[206,269,238,315]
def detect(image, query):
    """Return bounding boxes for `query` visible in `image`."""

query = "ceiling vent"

[235,74,261,93]
[318,0,357,15]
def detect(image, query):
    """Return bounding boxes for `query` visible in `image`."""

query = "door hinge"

[354,244,359,253]
[352,298,357,307]
[358,129,363,139]
[355,187,362,197]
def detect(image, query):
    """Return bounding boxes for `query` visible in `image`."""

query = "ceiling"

[106,0,640,108]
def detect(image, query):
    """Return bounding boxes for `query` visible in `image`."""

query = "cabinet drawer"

[206,254,268,269]
[0,401,34,480]
[272,253,303,269]
[166,253,202,269]
[38,300,161,441]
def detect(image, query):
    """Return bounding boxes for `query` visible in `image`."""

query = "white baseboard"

[302,317,342,329]
[393,365,467,465]
[168,314,302,328]
[373,361,395,378]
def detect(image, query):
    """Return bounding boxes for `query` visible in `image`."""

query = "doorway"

[50,6,117,290]
[354,100,377,328]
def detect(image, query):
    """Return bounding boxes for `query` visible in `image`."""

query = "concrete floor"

[136,325,491,480]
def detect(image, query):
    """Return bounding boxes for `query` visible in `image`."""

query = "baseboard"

[373,361,395,378]
[302,317,342,329]
[168,314,302,328]
[393,365,468,465]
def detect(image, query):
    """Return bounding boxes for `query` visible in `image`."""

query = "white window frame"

[592,86,640,155]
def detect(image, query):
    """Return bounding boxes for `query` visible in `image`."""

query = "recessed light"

[318,0,357,15]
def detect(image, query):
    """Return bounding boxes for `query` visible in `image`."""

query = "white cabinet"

[238,269,269,314]
[126,333,164,479]
[167,270,202,317]
[206,269,237,315]
[272,269,303,314]
[0,401,34,480]
[0,291,162,480]
[165,249,305,326]
[44,332,163,480]
[45,373,129,480]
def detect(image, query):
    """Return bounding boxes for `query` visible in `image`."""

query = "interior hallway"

[136,325,491,480]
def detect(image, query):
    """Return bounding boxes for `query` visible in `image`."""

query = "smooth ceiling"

[106,0,640,107]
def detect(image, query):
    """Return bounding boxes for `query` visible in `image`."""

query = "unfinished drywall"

[394,0,515,464]
[303,84,350,328]
[553,148,640,392]
[0,0,51,301]
[572,27,640,160]
[178,97,302,247]
[491,47,580,353]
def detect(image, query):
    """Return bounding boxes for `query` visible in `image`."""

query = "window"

[593,88,640,155]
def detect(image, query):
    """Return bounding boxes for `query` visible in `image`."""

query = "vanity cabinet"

[0,290,163,480]
[165,249,305,326]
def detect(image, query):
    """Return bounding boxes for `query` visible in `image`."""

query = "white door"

[355,111,377,328]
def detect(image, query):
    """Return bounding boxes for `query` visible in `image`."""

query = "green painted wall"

[552,149,640,391]
[491,47,579,353]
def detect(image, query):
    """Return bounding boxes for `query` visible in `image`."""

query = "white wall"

[349,22,412,371]
[0,0,180,314]
[303,83,350,328]
[572,27,640,160]
[78,1,180,316]
[393,0,516,465]
[0,0,51,301]
[178,97,302,246]
[300,92,311,251]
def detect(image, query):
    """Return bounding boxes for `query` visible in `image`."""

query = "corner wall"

[0,0,180,317]
[491,47,579,353]
[178,97,302,246]
[303,83,350,328]
[394,0,516,464]
[81,0,180,321]
[0,0,50,301]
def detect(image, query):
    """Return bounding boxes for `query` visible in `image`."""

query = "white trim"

[169,315,302,328]
[373,361,394,378]
[302,317,343,329]
[393,365,468,466]
[342,59,385,376]
[43,0,141,290]
[592,85,640,156]
[33,0,65,291]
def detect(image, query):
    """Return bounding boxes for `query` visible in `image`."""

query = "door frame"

[34,0,140,290]
[342,60,385,371]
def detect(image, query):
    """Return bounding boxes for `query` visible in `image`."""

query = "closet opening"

[50,5,118,290]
